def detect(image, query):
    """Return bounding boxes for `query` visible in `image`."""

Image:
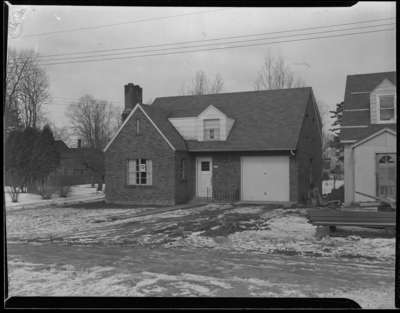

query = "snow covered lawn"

[4,184,104,211]
[6,203,395,308]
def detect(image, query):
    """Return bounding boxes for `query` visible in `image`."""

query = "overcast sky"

[8,2,396,131]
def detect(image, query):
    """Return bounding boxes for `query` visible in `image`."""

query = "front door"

[196,157,212,198]
[376,153,396,199]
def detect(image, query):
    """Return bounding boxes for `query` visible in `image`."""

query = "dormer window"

[377,94,396,123]
[204,119,220,140]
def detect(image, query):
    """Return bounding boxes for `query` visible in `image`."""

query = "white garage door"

[241,156,290,201]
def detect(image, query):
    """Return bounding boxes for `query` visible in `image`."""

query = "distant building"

[53,139,104,185]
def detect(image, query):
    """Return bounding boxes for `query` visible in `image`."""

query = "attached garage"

[241,156,290,201]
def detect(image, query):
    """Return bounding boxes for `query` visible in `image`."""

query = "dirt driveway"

[6,202,396,308]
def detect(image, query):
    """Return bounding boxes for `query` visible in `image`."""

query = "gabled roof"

[54,140,69,152]
[152,87,315,151]
[341,71,396,143]
[344,71,396,105]
[351,128,396,149]
[103,103,184,152]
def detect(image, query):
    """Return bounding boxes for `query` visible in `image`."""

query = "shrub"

[326,185,344,202]
[57,175,74,197]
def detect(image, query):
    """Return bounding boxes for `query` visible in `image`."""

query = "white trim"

[168,116,196,120]
[341,125,369,128]
[198,104,228,118]
[351,128,396,149]
[196,157,213,198]
[351,91,370,95]
[376,93,396,124]
[103,103,176,152]
[340,140,357,143]
[343,108,369,112]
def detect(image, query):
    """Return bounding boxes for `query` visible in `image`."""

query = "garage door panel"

[241,156,289,201]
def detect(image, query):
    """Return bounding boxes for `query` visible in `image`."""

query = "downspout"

[290,149,296,156]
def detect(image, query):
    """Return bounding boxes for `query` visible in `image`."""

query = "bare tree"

[67,95,120,150]
[6,48,49,130]
[181,70,224,95]
[210,73,224,94]
[254,52,306,90]
[47,121,73,147]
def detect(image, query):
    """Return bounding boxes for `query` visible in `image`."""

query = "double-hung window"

[127,159,152,185]
[203,119,220,140]
[377,94,396,123]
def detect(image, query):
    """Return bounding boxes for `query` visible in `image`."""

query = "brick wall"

[105,108,176,205]
[174,151,195,204]
[295,97,323,203]
[211,152,241,201]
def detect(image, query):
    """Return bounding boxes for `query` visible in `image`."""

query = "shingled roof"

[343,71,396,106]
[151,87,316,151]
[341,71,396,142]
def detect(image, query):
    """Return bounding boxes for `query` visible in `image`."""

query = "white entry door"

[196,157,212,198]
[241,156,290,201]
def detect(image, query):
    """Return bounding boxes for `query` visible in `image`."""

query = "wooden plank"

[307,210,395,218]
[314,222,395,226]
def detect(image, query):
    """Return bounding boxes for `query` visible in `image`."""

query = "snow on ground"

[6,202,395,308]
[8,257,394,308]
[168,208,395,262]
[7,260,233,297]
[4,184,104,210]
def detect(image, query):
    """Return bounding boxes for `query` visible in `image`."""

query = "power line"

[29,22,395,63]
[51,96,121,103]
[36,27,395,66]
[17,16,395,60]
[17,8,232,39]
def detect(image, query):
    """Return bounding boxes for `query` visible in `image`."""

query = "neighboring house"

[53,139,104,185]
[340,71,396,205]
[104,83,323,206]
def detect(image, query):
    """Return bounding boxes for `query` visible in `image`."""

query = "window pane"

[201,161,210,171]
[380,95,394,109]
[141,174,147,184]
[136,173,140,184]
[380,108,394,121]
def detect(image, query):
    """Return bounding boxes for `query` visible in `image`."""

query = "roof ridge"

[347,71,396,77]
[154,86,312,101]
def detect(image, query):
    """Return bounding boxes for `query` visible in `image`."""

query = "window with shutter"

[127,159,152,185]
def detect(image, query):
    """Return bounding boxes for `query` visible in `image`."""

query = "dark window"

[201,161,210,171]
[136,119,140,135]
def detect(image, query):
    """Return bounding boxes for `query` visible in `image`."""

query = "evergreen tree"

[31,125,60,193]
[329,101,344,153]
[20,127,41,189]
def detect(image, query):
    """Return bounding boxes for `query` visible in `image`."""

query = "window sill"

[375,120,396,124]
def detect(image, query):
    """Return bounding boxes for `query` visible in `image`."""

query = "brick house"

[104,83,323,205]
[340,71,396,205]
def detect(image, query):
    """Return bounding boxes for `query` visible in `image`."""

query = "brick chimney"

[122,83,142,121]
